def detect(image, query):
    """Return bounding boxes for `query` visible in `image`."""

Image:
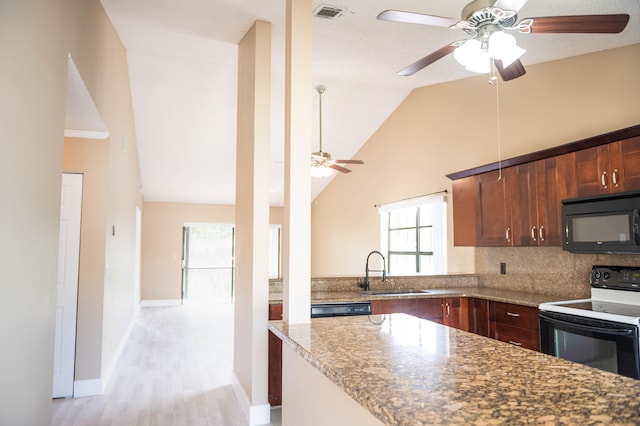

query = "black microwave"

[562,191,640,254]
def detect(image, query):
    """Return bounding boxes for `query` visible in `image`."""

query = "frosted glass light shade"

[488,31,526,67]
[454,39,490,73]
[310,165,334,178]
[454,32,526,74]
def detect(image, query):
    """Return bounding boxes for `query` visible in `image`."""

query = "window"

[379,193,447,276]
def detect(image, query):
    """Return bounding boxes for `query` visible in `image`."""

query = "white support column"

[234,20,272,426]
[283,0,312,324]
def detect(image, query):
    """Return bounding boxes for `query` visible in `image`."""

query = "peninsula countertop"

[269,314,640,425]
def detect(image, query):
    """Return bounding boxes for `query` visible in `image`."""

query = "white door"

[52,173,83,398]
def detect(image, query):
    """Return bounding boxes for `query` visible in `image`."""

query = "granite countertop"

[269,314,640,425]
[269,287,571,308]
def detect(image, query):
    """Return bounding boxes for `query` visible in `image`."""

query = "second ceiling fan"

[310,85,364,177]
[377,0,630,81]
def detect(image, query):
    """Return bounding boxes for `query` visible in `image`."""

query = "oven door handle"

[539,312,636,336]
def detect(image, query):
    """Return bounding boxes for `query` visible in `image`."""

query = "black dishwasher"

[310,301,372,318]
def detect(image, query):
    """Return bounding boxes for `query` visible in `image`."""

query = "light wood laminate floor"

[52,302,281,425]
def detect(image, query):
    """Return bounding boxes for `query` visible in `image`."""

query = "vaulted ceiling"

[95,0,639,206]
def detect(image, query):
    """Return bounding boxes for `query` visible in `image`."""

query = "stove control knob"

[593,270,602,280]
[603,272,610,280]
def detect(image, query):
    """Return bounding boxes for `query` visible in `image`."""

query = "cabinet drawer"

[490,301,538,331]
[492,323,540,351]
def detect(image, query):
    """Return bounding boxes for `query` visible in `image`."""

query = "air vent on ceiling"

[313,4,344,19]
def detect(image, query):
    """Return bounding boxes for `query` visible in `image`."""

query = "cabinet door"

[371,298,417,316]
[509,164,535,246]
[476,170,511,246]
[575,145,611,197]
[469,298,489,337]
[442,297,470,331]
[616,136,640,191]
[452,176,478,246]
[535,156,573,246]
[415,298,444,324]
[268,331,282,406]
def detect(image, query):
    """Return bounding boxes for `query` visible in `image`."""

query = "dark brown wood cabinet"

[489,301,539,351]
[371,298,416,316]
[415,298,444,324]
[509,156,574,247]
[574,136,640,197]
[452,171,512,247]
[449,126,640,248]
[442,297,470,331]
[268,304,283,406]
[469,298,489,337]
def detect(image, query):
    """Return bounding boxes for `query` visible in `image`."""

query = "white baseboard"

[140,299,182,308]
[101,319,135,393]
[232,372,271,426]
[73,314,136,398]
[73,379,102,397]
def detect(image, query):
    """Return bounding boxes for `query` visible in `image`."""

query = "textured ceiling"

[95,0,640,206]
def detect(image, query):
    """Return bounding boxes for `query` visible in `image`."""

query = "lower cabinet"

[268,304,283,406]
[267,298,540,406]
[469,298,490,337]
[489,301,540,351]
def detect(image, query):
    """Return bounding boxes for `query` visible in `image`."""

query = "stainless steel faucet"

[360,250,387,291]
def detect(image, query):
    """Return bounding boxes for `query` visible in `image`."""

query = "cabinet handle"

[565,223,569,243]
[506,312,520,317]
[445,303,450,317]
[531,226,537,242]
[612,169,619,187]
[508,340,522,346]
[539,226,545,242]
[505,227,511,242]
[601,171,608,189]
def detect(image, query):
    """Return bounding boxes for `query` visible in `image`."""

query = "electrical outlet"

[500,262,506,274]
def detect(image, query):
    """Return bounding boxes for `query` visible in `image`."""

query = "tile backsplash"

[476,246,640,298]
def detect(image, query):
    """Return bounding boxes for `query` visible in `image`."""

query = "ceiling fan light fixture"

[454,31,525,73]
[310,164,334,178]
[454,39,491,73]
[488,31,526,67]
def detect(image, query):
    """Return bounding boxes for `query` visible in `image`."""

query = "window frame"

[379,193,447,276]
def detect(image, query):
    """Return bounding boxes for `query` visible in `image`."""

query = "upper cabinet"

[510,155,575,246]
[574,136,640,197]
[448,126,640,247]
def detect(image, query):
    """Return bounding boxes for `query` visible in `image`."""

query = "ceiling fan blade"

[329,164,352,173]
[494,59,526,81]
[492,0,529,14]
[522,14,630,34]
[399,43,459,76]
[334,159,364,164]
[377,10,461,28]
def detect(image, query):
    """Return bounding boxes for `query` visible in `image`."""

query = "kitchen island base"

[282,344,382,426]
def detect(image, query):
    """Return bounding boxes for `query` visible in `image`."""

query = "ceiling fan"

[377,0,630,81]
[310,85,364,178]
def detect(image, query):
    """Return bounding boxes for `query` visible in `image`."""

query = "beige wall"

[141,202,284,301]
[65,0,143,388]
[0,1,70,423]
[311,44,640,277]
[0,1,141,421]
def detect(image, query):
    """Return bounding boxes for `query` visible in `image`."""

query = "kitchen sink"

[361,289,431,297]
